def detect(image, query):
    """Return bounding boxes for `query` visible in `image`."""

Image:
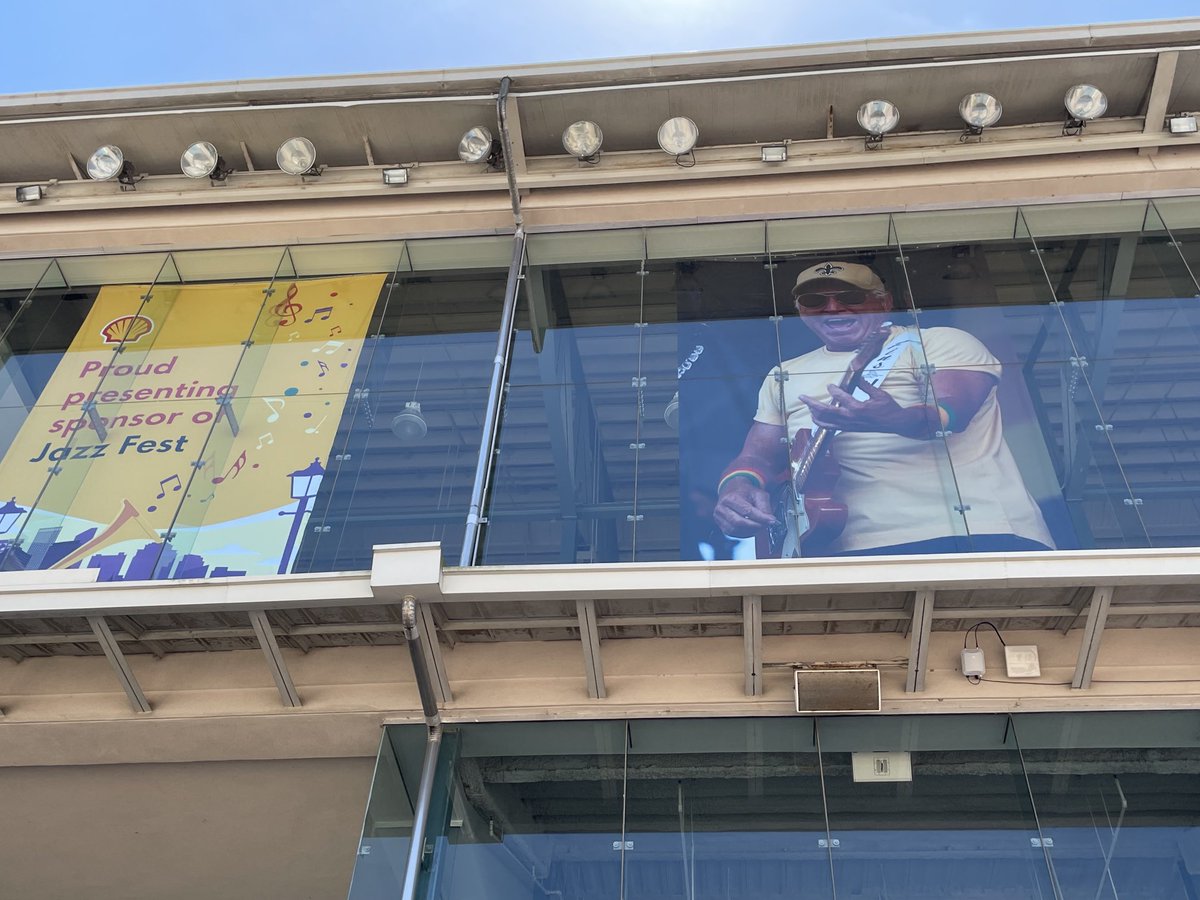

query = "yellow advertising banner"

[0,274,383,580]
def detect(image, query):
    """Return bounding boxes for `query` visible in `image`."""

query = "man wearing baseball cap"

[713,259,1054,556]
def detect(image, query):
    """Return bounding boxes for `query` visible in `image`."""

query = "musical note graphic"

[211,450,248,484]
[287,331,301,342]
[329,325,342,337]
[198,491,215,504]
[262,397,285,423]
[155,474,182,499]
[303,305,334,324]
[317,361,330,378]
[256,432,274,449]
[304,416,327,435]
[272,283,302,326]
[312,340,344,355]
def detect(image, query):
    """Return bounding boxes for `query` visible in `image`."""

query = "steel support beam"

[249,610,301,708]
[905,589,936,693]
[88,615,150,713]
[576,599,606,699]
[415,599,452,704]
[1139,51,1179,156]
[743,595,763,696]
[1072,585,1114,690]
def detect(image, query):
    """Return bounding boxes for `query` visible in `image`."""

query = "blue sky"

[2,0,1195,94]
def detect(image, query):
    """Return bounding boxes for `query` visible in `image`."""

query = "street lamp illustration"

[277,458,325,574]
[0,497,26,535]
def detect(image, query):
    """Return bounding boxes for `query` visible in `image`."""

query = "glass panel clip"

[629,442,646,450]
[1123,498,1144,507]
[1095,424,1113,432]
[818,838,841,848]
[1069,356,1088,369]
[626,514,644,522]
[632,376,646,388]
[612,841,634,850]
[1030,837,1054,848]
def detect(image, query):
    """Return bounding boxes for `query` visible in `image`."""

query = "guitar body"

[754,431,848,559]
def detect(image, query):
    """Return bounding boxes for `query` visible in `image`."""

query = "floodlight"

[761,145,788,163]
[562,120,603,161]
[657,117,699,157]
[87,145,134,184]
[276,137,318,176]
[857,100,899,149]
[382,167,409,185]
[15,185,43,203]
[958,92,1002,138]
[181,141,229,180]
[1063,84,1107,135]
[1168,114,1198,135]
[391,401,428,443]
[458,126,499,166]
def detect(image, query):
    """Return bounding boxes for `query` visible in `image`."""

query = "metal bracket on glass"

[1030,837,1055,848]
[1123,498,1144,507]
[80,399,108,442]
[1095,423,1113,432]
[634,322,648,329]
[262,287,276,298]
[818,838,841,848]
[632,376,646,388]
[352,388,370,401]
[334,453,352,462]
[919,364,936,378]
[215,395,240,437]
[311,525,331,534]
[636,268,648,277]
[1069,355,1089,369]
[628,443,645,450]
[954,504,972,513]
[139,292,153,302]
[612,841,634,851]
[773,370,789,383]
[626,514,644,522]
[48,465,62,475]
[894,255,910,263]
[768,314,783,322]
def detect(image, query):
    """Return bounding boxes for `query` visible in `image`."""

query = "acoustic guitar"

[755,324,892,559]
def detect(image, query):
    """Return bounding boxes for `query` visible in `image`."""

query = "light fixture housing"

[458,126,502,168]
[15,185,43,203]
[657,117,699,158]
[562,120,603,162]
[180,141,229,180]
[382,167,410,185]
[761,144,788,163]
[958,92,1002,138]
[1168,114,1198,135]
[276,137,319,176]
[391,401,428,443]
[86,145,135,185]
[857,100,899,149]
[1063,84,1107,135]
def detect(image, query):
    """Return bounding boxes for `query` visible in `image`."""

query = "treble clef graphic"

[272,283,303,327]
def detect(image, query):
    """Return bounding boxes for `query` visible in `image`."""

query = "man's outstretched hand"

[713,481,777,537]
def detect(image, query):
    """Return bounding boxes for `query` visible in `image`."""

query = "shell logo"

[100,314,154,345]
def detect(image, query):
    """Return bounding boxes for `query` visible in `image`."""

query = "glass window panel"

[1014,711,1200,900]
[290,241,408,277]
[172,246,293,283]
[0,258,56,292]
[405,235,512,271]
[820,715,1057,900]
[892,206,1021,245]
[56,252,174,287]
[645,221,765,260]
[1153,196,1200,288]
[768,214,892,254]
[422,721,629,900]
[1023,199,1151,239]
[0,255,204,575]
[527,230,645,266]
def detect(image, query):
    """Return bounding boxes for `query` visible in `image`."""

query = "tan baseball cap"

[792,261,885,297]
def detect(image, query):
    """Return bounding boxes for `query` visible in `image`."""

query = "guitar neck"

[791,330,887,492]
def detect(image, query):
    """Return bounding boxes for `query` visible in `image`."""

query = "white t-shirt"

[755,325,1054,553]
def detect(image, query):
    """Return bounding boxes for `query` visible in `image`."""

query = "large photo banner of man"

[678,256,1072,561]
[0,275,381,580]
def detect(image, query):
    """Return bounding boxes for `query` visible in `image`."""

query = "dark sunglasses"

[794,288,880,310]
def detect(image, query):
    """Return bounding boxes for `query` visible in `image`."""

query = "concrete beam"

[249,610,301,708]
[1072,586,1115,689]
[576,599,606,699]
[905,590,936,693]
[87,615,150,713]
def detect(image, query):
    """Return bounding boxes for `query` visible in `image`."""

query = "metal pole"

[402,597,440,723]
[459,75,526,567]
[400,724,443,900]
[459,227,525,566]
